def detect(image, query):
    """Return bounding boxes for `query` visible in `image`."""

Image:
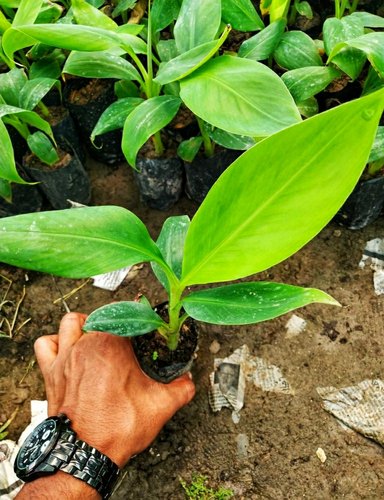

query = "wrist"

[58,407,132,468]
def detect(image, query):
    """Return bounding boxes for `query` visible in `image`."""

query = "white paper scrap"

[245,357,295,395]
[209,345,294,419]
[0,401,48,499]
[92,267,132,291]
[359,239,384,295]
[285,314,307,338]
[317,380,384,446]
[209,345,248,414]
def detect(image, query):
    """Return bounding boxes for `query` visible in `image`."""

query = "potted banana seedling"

[0,67,90,211]
[0,90,383,381]
[3,0,301,209]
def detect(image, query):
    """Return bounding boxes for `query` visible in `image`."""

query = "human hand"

[34,312,196,468]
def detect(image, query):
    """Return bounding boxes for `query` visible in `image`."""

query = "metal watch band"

[45,429,120,499]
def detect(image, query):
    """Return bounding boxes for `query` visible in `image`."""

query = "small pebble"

[333,230,341,237]
[316,447,327,463]
[209,340,221,354]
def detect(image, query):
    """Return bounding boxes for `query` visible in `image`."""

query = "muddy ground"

[1,158,384,499]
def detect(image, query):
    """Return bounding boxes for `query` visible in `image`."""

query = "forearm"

[16,471,100,500]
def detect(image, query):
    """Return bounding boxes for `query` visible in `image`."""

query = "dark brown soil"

[2,158,384,499]
[132,303,198,382]
[23,148,72,171]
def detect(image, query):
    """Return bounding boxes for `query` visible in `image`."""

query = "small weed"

[180,474,233,500]
[152,350,159,361]
[0,409,18,440]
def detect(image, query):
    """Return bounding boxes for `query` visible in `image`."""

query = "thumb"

[162,373,196,412]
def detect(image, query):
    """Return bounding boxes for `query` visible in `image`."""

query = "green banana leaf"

[181,89,384,286]
[182,282,339,324]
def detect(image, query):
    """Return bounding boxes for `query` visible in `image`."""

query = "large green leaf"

[91,97,144,139]
[362,67,384,96]
[0,67,26,106]
[83,301,166,336]
[0,119,27,184]
[35,2,63,24]
[274,31,323,70]
[0,179,12,201]
[261,0,290,22]
[180,56,301,137]
[182,282,339,325]
[6,24,122,55]
[63,51,141,82]
[19,77,57,111]
[350,12,384,28]
[323,16,366,80]
[151,0,181,33]
[238,19,286,61]
[206,125,256,150]
[0,206,166,278]
[12,0,44,26]
[173,0,221,54]
[329,33,384,78]
[72,0,118,30]
[122,95,181,168]
[282,66,341,102]
[27,131,58,166]
[221,0,264,31]
[0,104,53,138]
[154,28,229,85]
[181,89,384,286]
[368,127,384,163]
[2,27,36,62]
[151,215,190,291]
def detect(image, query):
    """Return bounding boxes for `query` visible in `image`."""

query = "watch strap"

[45,429,120,499]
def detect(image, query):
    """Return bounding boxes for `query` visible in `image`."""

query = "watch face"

[16,418,59,473]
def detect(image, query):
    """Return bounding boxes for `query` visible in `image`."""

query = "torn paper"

[92,267,131,291]
[359,238,384,295]
[209,345,294,419]
[317,380,384,446]
[244,356,295,395]
[0,441,22,499]
[285,314,307,338]
[0,401,47,500]
[209,345,247,416]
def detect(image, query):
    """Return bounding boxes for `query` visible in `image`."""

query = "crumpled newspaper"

[317,380,384,446]
[0,401,48,499]
[359,238,384,295]
[209,345,293,422]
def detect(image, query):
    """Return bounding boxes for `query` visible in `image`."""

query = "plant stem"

[38,102,50,118]
[197,117,215,158]
[146,0,164,156]
[335,0,340,18]
[349,0,359,13]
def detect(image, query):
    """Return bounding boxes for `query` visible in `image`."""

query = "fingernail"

[187,371,193,380]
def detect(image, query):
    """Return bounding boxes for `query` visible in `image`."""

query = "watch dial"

[16,419,58,471]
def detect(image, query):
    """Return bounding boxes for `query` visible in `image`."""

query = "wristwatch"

[14,413,120,499]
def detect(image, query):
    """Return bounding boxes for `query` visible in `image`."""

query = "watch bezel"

[14,416,66,481]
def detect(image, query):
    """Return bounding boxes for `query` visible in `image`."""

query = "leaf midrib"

[2,229,160,262]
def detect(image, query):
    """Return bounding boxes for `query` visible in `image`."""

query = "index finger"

[58,312,87,354]
[34,334,59,377]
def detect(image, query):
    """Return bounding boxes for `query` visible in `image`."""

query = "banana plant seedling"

[2,0,301,167]
[0,90,383,349]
